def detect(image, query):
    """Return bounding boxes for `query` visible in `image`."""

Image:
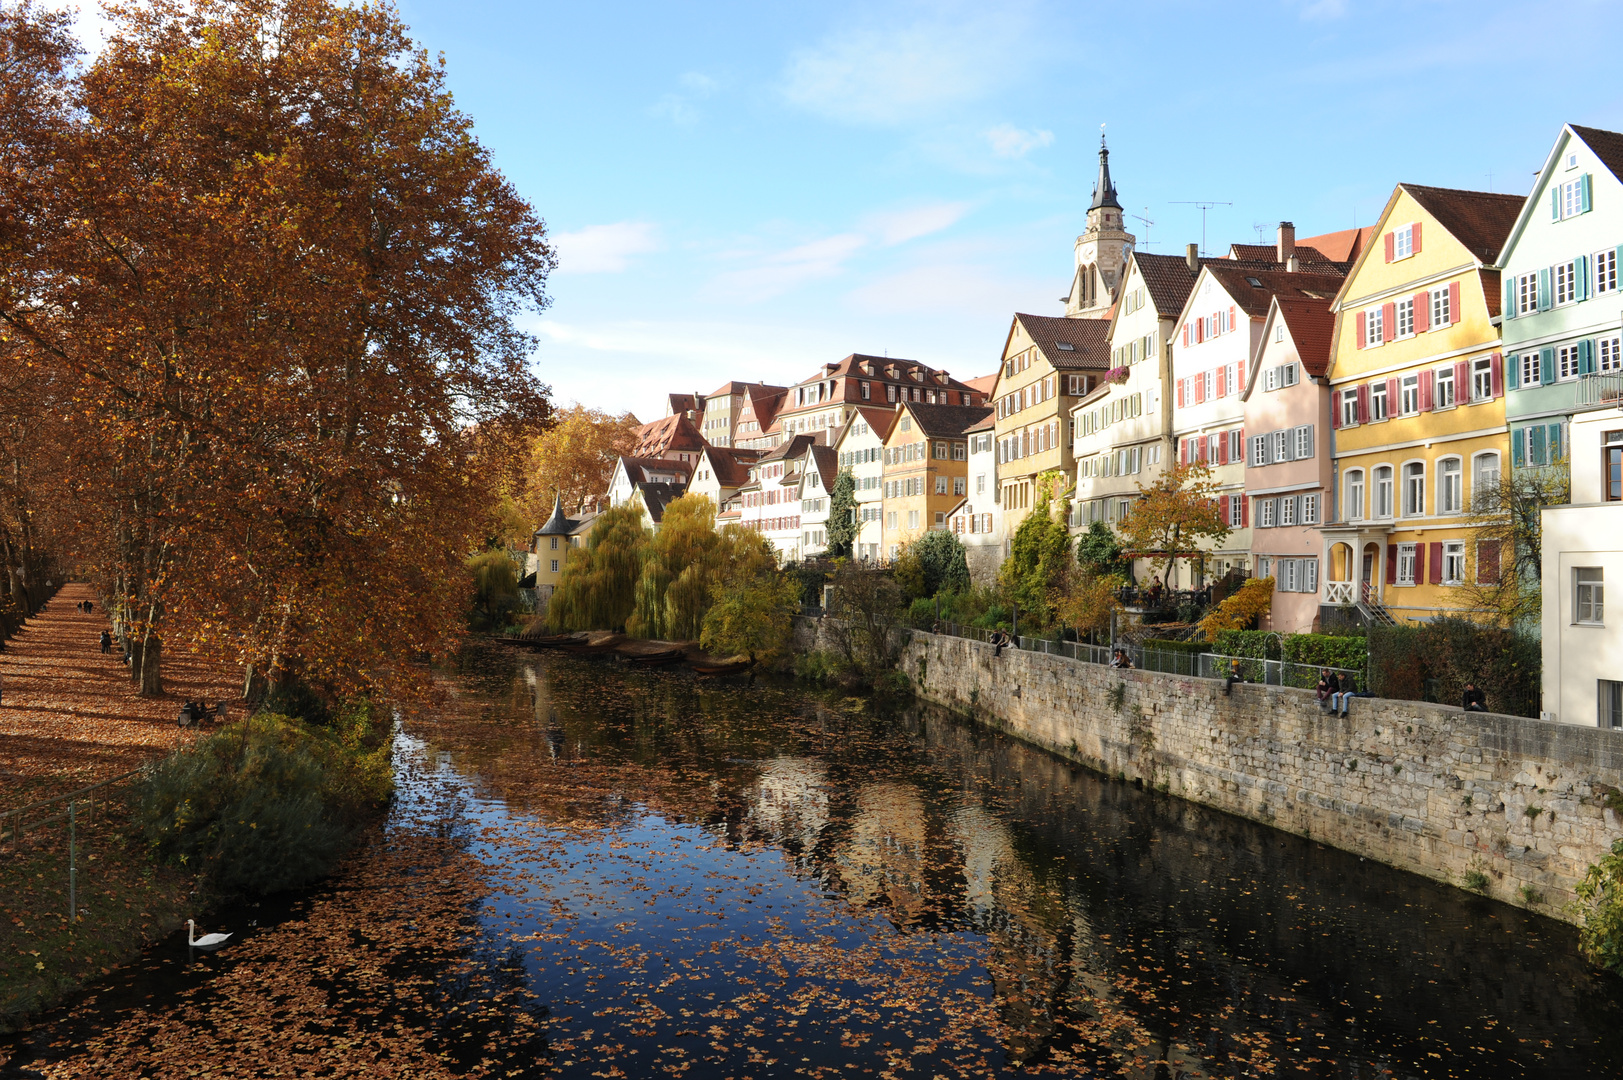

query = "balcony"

[1324,580,1355,605]
[1576,372,1623,407]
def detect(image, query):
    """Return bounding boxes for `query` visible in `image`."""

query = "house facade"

[1497,124,1623,489]
[792,444,838,558]
[1540,408,1623,727]
[952,413,1002,583]
[1321,184,1523,623]
[774,355,983,445]
[687,445,760,513]
[700,381,785,448]
[1243,295,1336,633]
[833,406,896,562]
[736,435,816,560]
[881,402,989,558]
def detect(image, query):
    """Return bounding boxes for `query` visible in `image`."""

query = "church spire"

[1089,131,1121,212]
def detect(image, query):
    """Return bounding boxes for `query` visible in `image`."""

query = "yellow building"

[880,401,991,559]
[529,495,598,603]
[991,314,1109,543]
[1322,184,1523,623]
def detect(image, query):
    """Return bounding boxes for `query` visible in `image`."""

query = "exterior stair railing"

[1355,581,1397,627]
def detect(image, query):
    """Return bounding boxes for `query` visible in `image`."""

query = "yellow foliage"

[1197,577,1274,639]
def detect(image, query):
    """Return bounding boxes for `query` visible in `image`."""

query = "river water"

[4,643,1621,1078]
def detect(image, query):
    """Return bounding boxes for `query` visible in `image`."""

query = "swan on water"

[186,920,232,947]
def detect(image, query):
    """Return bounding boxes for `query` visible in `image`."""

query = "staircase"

[1356,582,1397,627]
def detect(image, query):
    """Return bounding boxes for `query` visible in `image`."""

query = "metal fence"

[2,768,141,924]
[1198,654,1363,692]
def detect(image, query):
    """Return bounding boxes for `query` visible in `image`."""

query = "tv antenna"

[1172,200,1232,256]
[1130,208,1155,249]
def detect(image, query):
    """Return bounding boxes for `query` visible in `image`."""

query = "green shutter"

[1538,268,1552,310]
[1576,255,1590,300]
[1531,424,1547,466]
[1541,346,1556,385]
[1548,422,1564,463]
[1551,187,1561,220]
[1508,353,1521,390]
[1504,279,1517,320]
[1580,339,1596,375]
[1581,173,1593,213]
[1512,427,1526,467]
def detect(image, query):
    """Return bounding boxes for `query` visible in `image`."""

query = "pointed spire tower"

[1065,130,1135,318]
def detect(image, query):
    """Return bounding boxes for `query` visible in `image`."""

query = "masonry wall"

[794,617,1623,922]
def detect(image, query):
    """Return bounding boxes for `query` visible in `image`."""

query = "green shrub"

[133,711,392,896]
[793,649,848,684]
[1282,633,1368,672]
[902,596,936,629]
[1368,619,1538,716]
[1576,842,1623,976]
[894,531,971,600]
[1211,629,1278,659]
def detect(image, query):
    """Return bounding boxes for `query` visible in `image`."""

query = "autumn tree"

[894,529,970,600]
[548,504,649,632]
[0,0,556,696]
[519,404,641,525]
[700,533,800,665]
[1118,462,1231,586]
[1457,461,1568,628]
[824,471,858,559]
[998,470,1072,630]
[628,492,720,640]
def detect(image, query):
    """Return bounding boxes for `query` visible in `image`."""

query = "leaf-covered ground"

[5,642,1623,1077]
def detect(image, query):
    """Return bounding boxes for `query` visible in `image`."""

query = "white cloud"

[780,5,1031,125]
[706,232,868,302]
[846,261,1047,320]
[650,71,719,126]
[984,124,1054,159]
[551,222,661,274]
[862,201,972,245]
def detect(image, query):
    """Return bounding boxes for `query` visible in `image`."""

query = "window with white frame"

[1430,285,1452,327]
[1265,366,1277,392]
[1396,298,1415,337]
[1559,343,1582,380]
[1275,322,1285,342]
[1521,351,1541,385]
[1443,541,1465,585]
[1270,430,1289,462]
[1401,375,1420,414]
[1365,306,1384,346]
[1403,461,1425,516]
[1560,176,1587,219]
[1596,249,1618,294]
[1344,469,1365,521]
[1370,381,1389,421]
[1602,681,1623,730]
[1397,543,1417,586]
[1393,224,1414,259]
[1341,388,1359,426]
[1294,425,1313,459]
[1374,466,1394,518]
[1555,260,1578,305]
[1302,492,1319,524]
[1280,495,1296,527]
[1438,457,1462,514]
[1576,567,1604,625]
[1227,431,1241,463]
[1472,452,1501,509]
[953,476,966,496]
[1601,335,1623,373]
[1517,271,1540,316]
[1259,498,1276,528]
[1281,558,1298,591]
[1435,366,1455,409]
[1251,435,1267,467]
[1472,356,1494,401]
[1228,494,1244,526]
[1256,555,1272,579]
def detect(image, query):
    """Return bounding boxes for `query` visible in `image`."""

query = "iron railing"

[1,768,141,924]
[1576,372,1623,407]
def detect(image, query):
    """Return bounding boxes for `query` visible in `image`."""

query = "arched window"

[1471,452,1501,511]
[1403,461,1426,517]
[1374,465,1394,519]
[1437,457,1463,515]
[1344,469,1365,521]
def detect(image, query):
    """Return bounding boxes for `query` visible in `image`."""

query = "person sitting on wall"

[1110,648,1134,670]
[1462,682,1488,712]
[1316,669,1339,712]
[988,629,1010,657]
[1223,660,1245,696]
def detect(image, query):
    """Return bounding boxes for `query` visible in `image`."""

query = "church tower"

[1065,133,1135,318]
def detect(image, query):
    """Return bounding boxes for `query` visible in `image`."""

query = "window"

[1256,555,1272,579]
[1294,425,1313,459]
[1228,430,1242,464]
[1443,541,1465,585]
[1340,388,1359,426]
[1270,430,1288,462]
[550,559,559,574]
[1403,462,1425,517]
[1397,543,1417,586]
[1280,495,1296,527]
[1430,286,1452,327]
[1281,559,1298,592]
[1275,322,1285,342]
[1600,336,1623,373]
[1558,343,1583,380]
[1576,568,1604,625]
[1301,493,1319,524]
[1517,270,1540,316]
[976,474,985,495]
[1370,381,1389,421]
[953,476,966,496]
[1401,375,1419,414]
[1374,466,1394,518]
[1602,681,1623,730]
[1365,306,1384,347]
[1259,499,1276,527]
[1396,298,1415,337]
[934,441,948,459]
[1521,351,1541,386]
[1558,175,1590,219]
[935,476,949,495]
[1393,224,1414,260]
[1596,249,1618,294]
[1345,469,1365,521]
[550,536,560,550]
[1477,540,1502,584]
[1555,260,1578,305]
[953,442,967,461]
[1435,366,1455,409]
[1438,457,1462,514]
[1607,432,1623,501]
[1251,434,1267,467]
[1228,494,1244,526]
[1473,453,1501,509]
[908,510,919,529]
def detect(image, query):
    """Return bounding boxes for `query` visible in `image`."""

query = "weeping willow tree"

[700,528,797,663]
[466,549,522,625]
[547,504,649,631]
[628,493,719,639]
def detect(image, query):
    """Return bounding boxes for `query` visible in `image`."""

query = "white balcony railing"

[1577,372,1623,407]
[1324,580,1355,605]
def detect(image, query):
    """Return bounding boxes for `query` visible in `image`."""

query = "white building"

[833,406,896,561]
[950,412,1003,584]
[1540,409,1623,729]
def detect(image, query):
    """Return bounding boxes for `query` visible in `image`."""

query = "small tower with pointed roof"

[1066,132,1135,319]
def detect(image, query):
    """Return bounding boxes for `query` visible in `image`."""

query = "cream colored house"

[832,406,896,562]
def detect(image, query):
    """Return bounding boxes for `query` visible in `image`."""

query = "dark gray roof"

[1089,135,1122,212]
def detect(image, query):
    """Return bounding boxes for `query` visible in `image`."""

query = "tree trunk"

[134,634,163,696]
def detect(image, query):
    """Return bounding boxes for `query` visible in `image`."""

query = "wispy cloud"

[847,261,1046,319]
[551,222,661,274]
[707,233,869,303]
[984,124,1054,159]
[1295,0,1348,20]
[862,201,972,245]
[650,71,719,126]
[779,4,1032,125]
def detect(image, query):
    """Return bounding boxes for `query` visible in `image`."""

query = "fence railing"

[2,768,142,924]
[1324,580,1355,605]
[1577,372,1623,407]
[1199,654,1363,692]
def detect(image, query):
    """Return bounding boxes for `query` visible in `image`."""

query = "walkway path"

[0,583,239,805]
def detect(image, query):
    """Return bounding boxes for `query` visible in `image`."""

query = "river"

[4,642,1621,1078]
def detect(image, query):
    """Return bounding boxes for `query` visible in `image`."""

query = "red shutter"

[1429,542,1444,583]
[1229,305,1237,333]
[1194,374,1205,404]
[1479,540,1502,584]
[1381,303,1396,342]
[1386,378,1399,412]
[1183,324,1190,348]
[1240,496,1249,526]
[1355,311,1366,349]
[1448,281,1460,324]
[1385,547,1398,584]
[1384,232,1395,262]
[1455,360,1470,402]
[1331,392,1341,428]
[1414,545,1426,585]
[1196,318,1204,344]
[1237,359,1245,388]
[1419,369,1434,411]
[1413,291,1430,333]
[1490,352,1504,398]
[1217,434,1228,464]
[1357,383,1369,423]
[1412,220,1422,254]
[1177,379,1185,409]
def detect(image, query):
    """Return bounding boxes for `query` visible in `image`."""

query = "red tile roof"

[1399,184,1525,264]
[701,446,760,488]
[1203,266,1348,320]
[896,401,995,439]
[779,354,981,418]
[1572,124,1623,186]
[1273,296,1336,378]
[1297,226,1375,264]
[1226,244,1347,272]
[632,413,707,458]
[1012,313,1111,370]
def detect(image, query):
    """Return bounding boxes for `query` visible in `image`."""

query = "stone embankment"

[794,617,1623,922]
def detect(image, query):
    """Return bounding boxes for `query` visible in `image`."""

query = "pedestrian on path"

[100,629,112,654]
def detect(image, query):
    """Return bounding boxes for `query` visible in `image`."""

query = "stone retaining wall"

[794,617,1623,922]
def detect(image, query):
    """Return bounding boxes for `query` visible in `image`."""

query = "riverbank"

[0,585,238,1033]
[794,616,1623,925]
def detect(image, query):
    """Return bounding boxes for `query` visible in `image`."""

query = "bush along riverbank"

[0,700,393,1033]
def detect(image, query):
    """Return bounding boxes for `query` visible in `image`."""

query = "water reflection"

[423,644,1623,1077]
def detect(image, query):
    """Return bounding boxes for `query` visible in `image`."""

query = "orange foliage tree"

[0,0,554,698]
[518,404,641,526]
[1117,462,1231,585]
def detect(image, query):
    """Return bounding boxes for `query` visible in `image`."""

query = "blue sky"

[72,1,1623,420]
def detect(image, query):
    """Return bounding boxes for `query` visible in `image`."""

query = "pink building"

[1241,294,1337,633]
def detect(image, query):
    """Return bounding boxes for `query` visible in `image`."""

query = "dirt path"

[0,583,240,805]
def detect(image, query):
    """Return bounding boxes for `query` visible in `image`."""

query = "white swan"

[186,920,232,947]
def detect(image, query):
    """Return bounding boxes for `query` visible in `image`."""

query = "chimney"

[1186,243,1199,273]
[1277,221,1295,264]
[1287,254,1300,273]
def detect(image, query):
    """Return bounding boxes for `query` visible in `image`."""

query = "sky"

[61,1,1623,421]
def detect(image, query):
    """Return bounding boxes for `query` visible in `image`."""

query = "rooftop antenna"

[1251,221,1272,243]
[1130,208,1155,249]
[1172,200,1232,256]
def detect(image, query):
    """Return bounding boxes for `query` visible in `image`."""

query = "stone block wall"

[793,617,1623,922]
